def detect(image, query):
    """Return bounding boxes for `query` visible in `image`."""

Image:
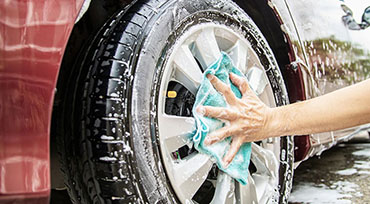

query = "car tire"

[57,0,294,203]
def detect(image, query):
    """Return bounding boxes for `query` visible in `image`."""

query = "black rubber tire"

[57,0,294,203]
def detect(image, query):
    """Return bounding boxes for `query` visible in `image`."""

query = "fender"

[0,0,84,201]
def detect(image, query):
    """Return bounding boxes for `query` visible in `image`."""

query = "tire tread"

[59,1,161,203]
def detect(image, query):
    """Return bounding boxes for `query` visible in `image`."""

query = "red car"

[1,0,369,203]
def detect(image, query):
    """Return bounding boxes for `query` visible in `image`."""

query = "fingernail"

[207,74,214,80]
[230,73,238,80]
[204,137,211,146]
[222,160,230,169]
[196,106,205,116]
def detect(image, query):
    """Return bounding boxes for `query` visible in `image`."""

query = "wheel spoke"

[251,143,278,178]
[158,114,195,152]
[246,67,268,95]
[210,171,236,204]
[173,45,203,94]
[250,143,279,202]
[195,27,221,67]
[235,171,258,204]
[173,153,214,199]
[261,137,281,160]
[227,39,248,73]
[254,173,271,202]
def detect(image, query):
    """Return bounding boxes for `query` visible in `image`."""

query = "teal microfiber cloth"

[192,52,251,185]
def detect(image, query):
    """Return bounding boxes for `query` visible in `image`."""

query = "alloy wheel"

[157,23,281,203]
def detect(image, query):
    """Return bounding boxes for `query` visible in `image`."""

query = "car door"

[284,0,358,148]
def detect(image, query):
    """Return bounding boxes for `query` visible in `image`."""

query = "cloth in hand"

[192,52,251,185]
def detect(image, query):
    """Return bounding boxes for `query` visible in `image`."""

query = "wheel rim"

[157,23,281,203]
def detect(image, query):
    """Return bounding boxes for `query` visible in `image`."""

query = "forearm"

[268,79,370,137]
[202,75,370,165]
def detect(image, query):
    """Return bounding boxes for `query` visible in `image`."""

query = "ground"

[289,136,370,204]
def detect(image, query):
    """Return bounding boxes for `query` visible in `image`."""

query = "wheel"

[58,0,294,203]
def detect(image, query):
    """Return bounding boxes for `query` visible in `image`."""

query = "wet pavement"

[289,136,370,204]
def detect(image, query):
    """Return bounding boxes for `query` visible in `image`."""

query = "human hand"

[196,73,273,167]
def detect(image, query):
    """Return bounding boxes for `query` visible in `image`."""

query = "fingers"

[229,73,253,96]
[222,136,244,168]
[207,74,237,105]
[204,125,240,146]
[196,106,238,121]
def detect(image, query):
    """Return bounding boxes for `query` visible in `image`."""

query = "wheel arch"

[233,0,302,97]
[234,0,292,66]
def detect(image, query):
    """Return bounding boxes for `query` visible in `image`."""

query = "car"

[0,0,369,203]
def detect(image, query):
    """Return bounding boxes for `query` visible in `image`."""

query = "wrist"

[265,106,287,138]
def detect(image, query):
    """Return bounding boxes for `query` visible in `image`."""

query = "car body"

[0,0,85,202]
[0,0,369,203]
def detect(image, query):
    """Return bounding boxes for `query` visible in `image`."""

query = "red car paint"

[0,0,83,201]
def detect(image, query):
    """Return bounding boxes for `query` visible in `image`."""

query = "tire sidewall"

[130,0,293,203]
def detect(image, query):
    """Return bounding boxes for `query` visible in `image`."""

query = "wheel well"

[234,0,292,81]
